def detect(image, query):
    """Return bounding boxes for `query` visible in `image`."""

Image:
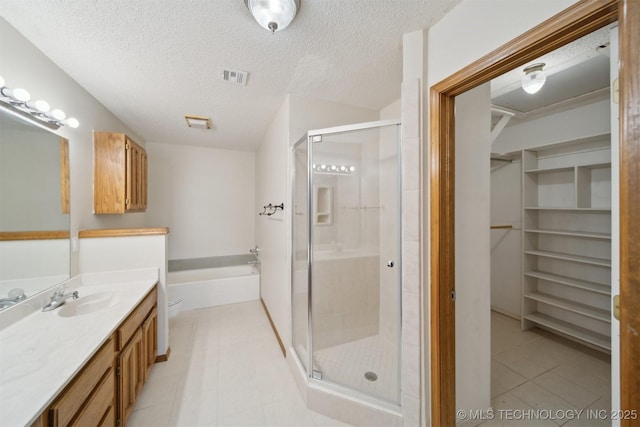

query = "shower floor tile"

[313,334,399,403]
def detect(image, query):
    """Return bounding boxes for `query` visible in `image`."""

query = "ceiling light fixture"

[0,75,79,129]
[244,0,300,33]
[185,114,212,129]
[521,63,547,95]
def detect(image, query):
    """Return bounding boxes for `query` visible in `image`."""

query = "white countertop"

[0,269,158,427]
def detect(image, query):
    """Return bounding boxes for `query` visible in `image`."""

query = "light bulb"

[320,164,327,170]
[349,166,356,172]
[340,166,346,172]
[330,165,337,171]
[247,0,298,33]
[1,87,31,102]
[65,117,80,128]
[521,63,546,95]
[27,99,50,113]
[48,109,66,121]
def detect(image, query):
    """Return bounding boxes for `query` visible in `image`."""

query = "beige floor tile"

[493,335,581,379]
[551,353,611,398]
[128,402,172,427]
[134,371,181,410]
[532,371,600,409]
[492,361,528,397]
[217,406,266,427]
[170,388,218,426]
[510,382,576,425]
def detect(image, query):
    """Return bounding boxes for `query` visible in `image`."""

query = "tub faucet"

[42,285,79,312]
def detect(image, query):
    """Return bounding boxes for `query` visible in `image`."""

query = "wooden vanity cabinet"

[41,336,116,427]
[93,132,148,214]
[116,287,158,426]
[37,286,158,427]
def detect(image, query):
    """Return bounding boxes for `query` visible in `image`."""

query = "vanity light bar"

[0,75,79,129]
[312,164,356,174]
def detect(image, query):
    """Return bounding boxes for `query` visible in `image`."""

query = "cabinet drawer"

[118,287,157,350]
[71,369,115,427]
[48,336,115,426]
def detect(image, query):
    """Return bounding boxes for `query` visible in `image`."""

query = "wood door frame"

[429,0,639,425]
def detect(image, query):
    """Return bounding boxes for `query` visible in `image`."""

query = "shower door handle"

[386,260,394,268]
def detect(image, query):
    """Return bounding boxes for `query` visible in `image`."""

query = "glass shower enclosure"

[291,119,401,405]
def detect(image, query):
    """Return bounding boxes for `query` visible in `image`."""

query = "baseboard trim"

[155,346,171,363]
[261,298,286,358]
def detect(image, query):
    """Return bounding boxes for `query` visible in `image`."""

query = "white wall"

[255,97,291,349]
[0,18,150,275]
[79,234,169,356]
[145,142,255,260]
[490,159,522,318]
[455,84,492,415]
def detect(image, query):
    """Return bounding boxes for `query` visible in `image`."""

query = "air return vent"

[217,67,249,85]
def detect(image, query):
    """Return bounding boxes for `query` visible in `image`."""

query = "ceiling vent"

[217,67,249,86]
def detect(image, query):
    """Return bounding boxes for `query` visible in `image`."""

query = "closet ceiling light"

[521,63,547,95]
[244,0,300,33]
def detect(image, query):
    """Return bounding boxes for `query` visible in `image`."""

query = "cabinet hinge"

[125,198,130,207]
[125,142,130,150]
[117,417,121,427]
[451,290,456,302]
[116,366,121,376]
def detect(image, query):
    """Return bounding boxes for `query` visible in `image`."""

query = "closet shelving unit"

[521,134,612,352]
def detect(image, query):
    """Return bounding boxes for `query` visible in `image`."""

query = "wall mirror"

[0,106,70,311]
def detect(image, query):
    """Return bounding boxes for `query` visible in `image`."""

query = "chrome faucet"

[0,288,27,310]
[42,285,79,312]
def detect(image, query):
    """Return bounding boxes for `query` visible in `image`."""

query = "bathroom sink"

[57,293,116,317]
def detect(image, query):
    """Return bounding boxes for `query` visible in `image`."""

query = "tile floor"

[127,301,352,427]
[127,303,612,427]
[479,311,612,427]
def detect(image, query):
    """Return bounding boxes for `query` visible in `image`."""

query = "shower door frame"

[291,118,403,405]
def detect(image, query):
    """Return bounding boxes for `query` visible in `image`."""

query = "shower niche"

[291,119,402,411]
[313,185,332,225]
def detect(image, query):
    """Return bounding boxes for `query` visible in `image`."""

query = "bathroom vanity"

[0,270,158,427]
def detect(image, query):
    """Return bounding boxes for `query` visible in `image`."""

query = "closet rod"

[490,225,513,229]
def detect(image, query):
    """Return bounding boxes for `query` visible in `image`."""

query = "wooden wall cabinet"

[93,132,148,214]
[38,287,157,427]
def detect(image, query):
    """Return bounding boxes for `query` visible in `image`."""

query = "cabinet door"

[125,138,147,212]
[141,306,157,381]
[117,328,143,426]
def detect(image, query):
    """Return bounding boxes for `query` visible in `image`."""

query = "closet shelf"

[524,249,611,267]
[524,166,574,174]
[524,207,611,212]
[524,292,610,323]
[523,162,611,174]
[524,229,611,239]
[524,271,610,295]
[524,313,611,350]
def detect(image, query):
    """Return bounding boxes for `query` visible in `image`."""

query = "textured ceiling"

[0,0,461,151]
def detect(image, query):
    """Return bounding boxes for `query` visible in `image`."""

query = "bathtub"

[167,257,260,312]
